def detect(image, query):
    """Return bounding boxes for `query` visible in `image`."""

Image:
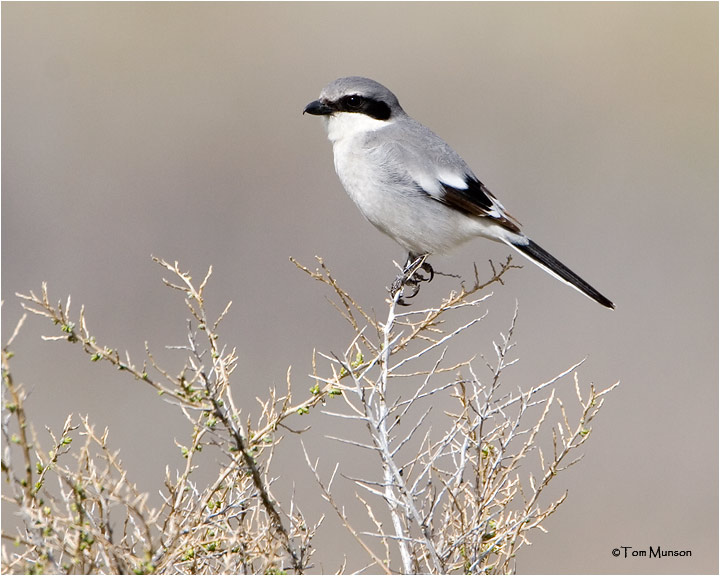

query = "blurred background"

[2,2,717,573]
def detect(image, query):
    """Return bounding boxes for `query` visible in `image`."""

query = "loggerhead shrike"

[304,76,614,309]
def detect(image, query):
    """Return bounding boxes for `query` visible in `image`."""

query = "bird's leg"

[390,253,433,305]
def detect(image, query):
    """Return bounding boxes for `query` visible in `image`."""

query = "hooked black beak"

[303,100,333,116]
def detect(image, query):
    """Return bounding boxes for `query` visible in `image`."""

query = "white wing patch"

[415,169,469,198]
[414,172,443,196]
[437,170,468,190]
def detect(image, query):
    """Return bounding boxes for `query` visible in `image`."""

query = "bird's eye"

[343,95,363,110]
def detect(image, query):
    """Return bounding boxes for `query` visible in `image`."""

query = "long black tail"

[506,238,615,309]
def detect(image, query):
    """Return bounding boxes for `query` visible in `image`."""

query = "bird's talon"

[420,262,435,282]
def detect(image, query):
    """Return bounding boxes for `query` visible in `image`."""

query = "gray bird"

[304,76,614,309]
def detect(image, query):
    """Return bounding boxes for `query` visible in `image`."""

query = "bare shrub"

[2,257,617,574]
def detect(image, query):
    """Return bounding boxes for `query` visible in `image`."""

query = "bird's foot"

[390,254,434,305]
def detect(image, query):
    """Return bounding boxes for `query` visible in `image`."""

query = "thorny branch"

[296,256,618,574]
[3,258,327,574]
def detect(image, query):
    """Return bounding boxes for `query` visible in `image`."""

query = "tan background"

[2,2,717,573]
